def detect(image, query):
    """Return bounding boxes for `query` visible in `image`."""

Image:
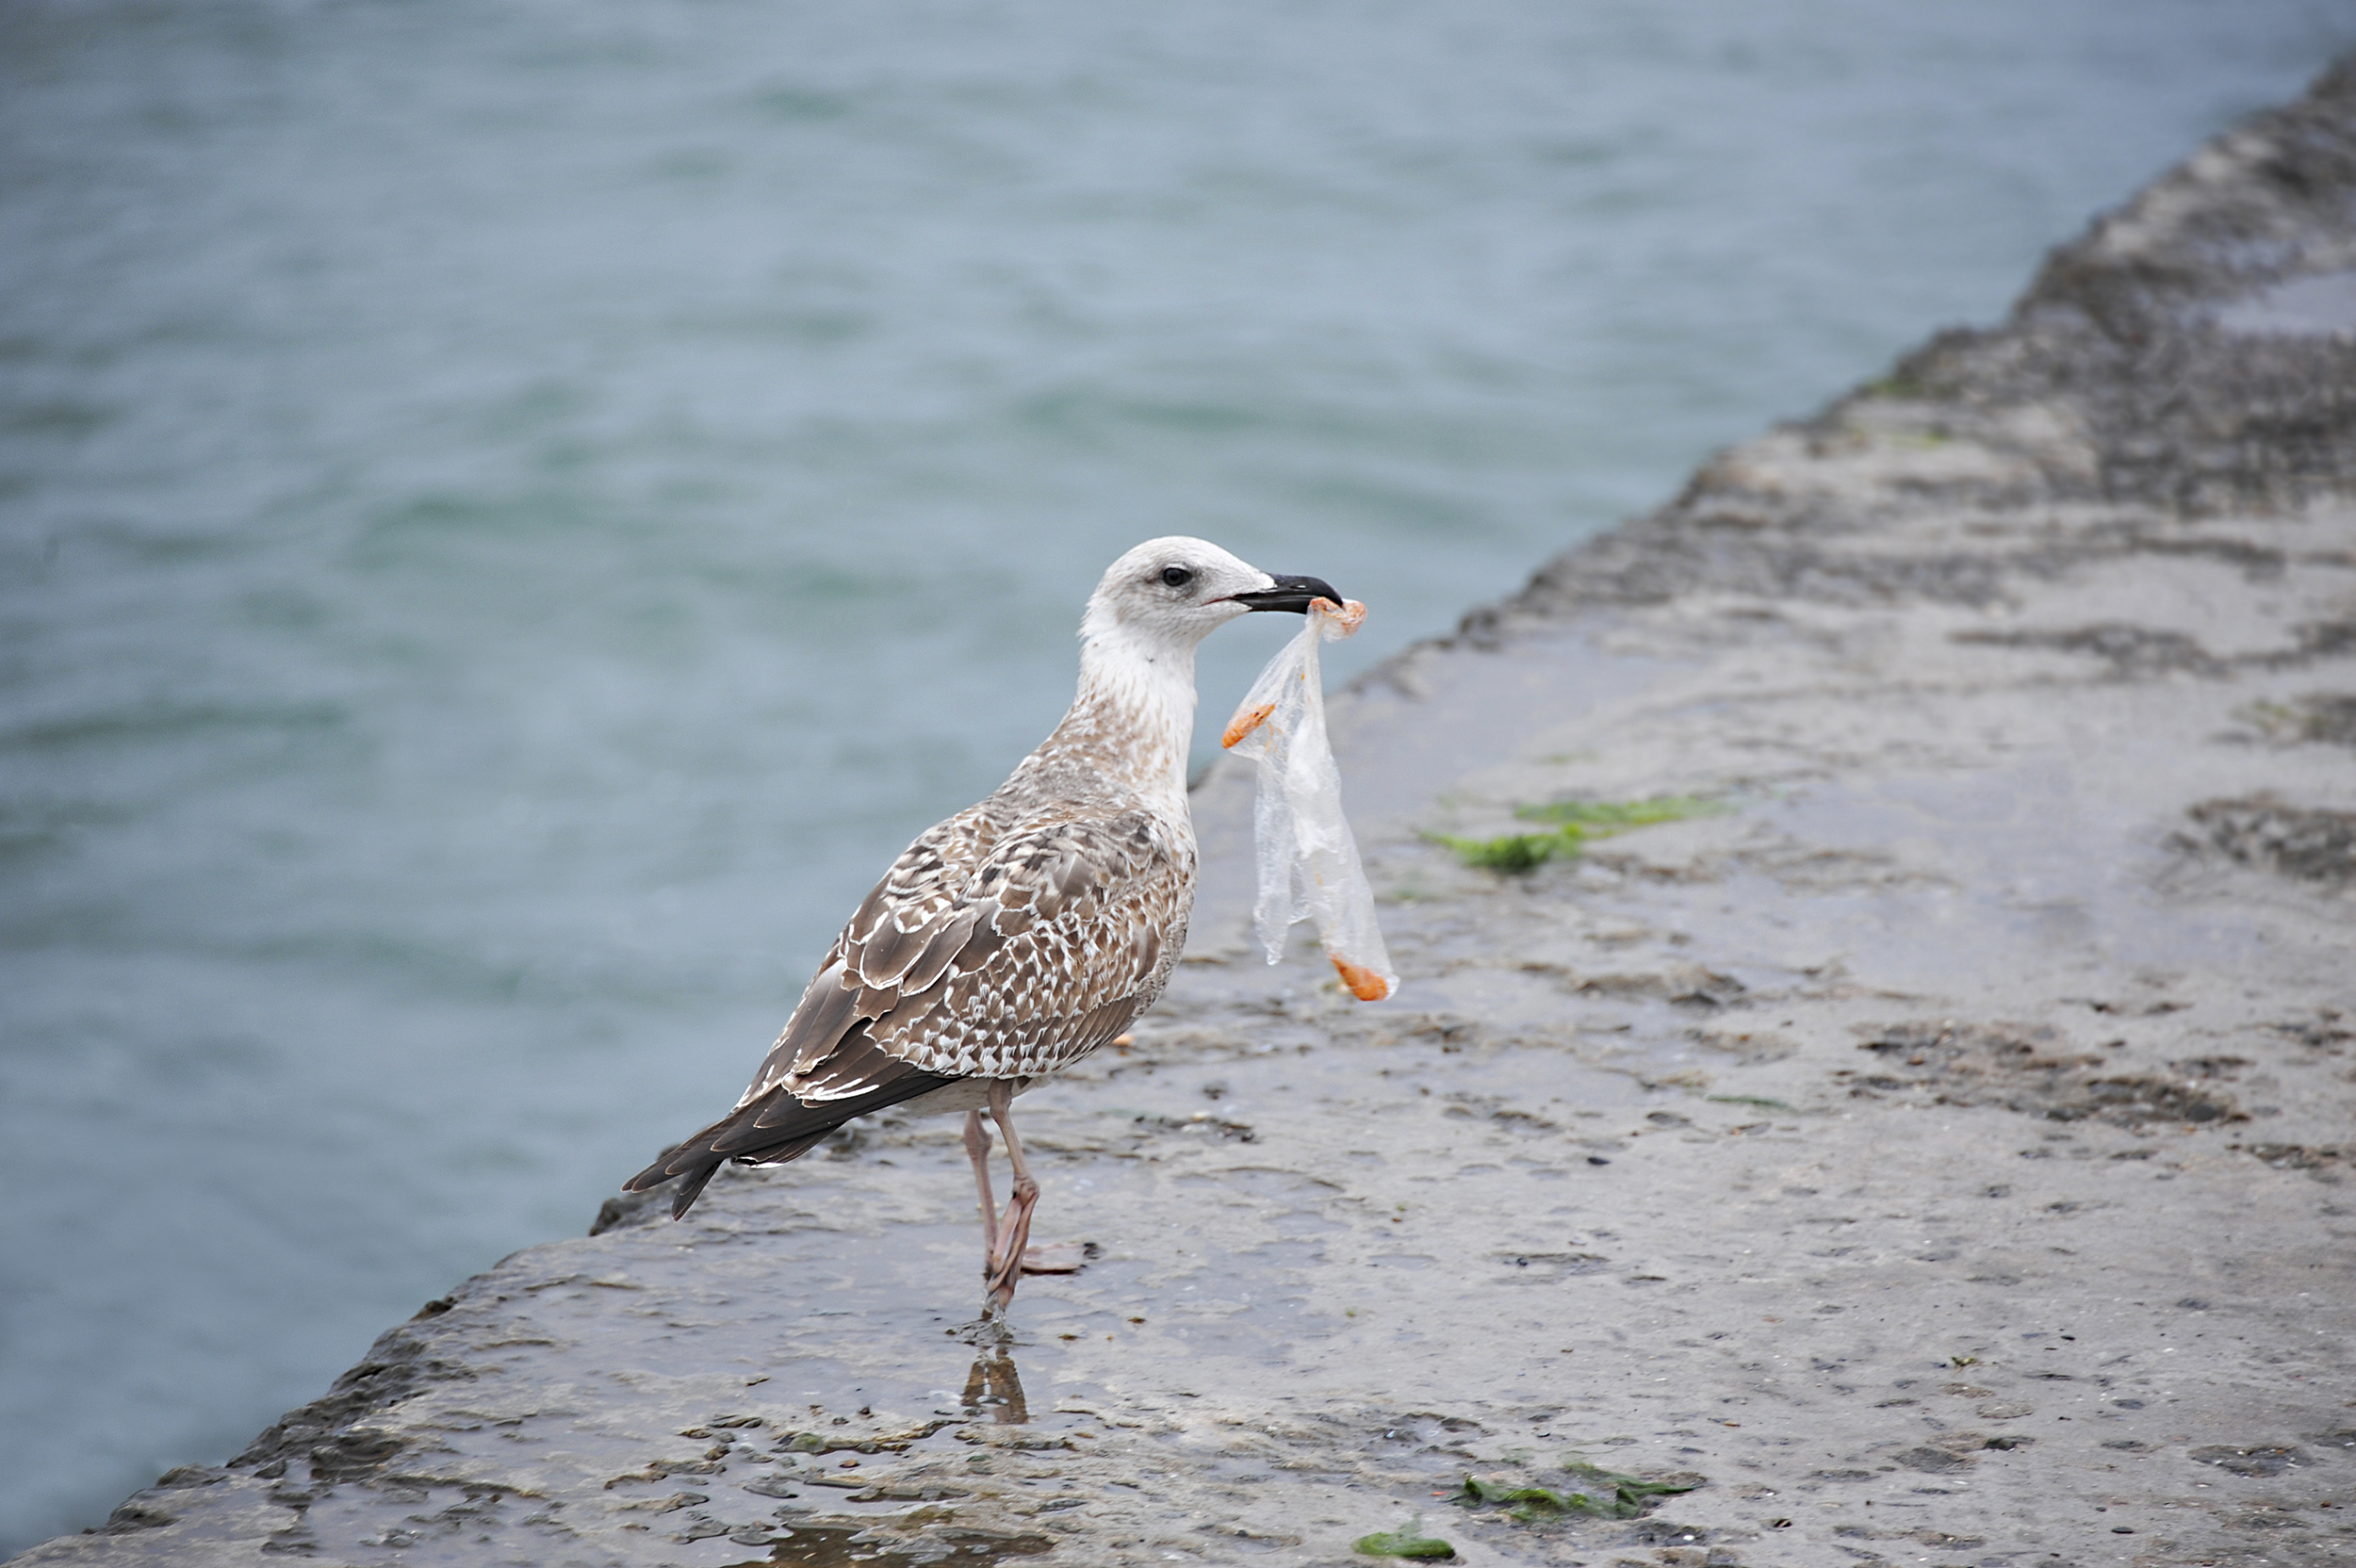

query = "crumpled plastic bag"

[1219,597,1398,1001]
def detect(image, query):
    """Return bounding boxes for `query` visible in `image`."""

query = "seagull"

[623,538,1342,1311]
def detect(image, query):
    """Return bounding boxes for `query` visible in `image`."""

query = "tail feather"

[623,1066,959,1220]
[662,1156,724,1220]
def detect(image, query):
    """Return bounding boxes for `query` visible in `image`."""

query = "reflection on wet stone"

[960,1345,1029,1426]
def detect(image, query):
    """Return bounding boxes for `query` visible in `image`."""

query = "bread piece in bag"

[1220,598,1397,1001]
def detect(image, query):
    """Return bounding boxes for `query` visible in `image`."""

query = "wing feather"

[896,906,983,994]
[853,912,932,990]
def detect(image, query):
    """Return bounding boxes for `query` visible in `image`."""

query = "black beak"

[1230,572,1344,614]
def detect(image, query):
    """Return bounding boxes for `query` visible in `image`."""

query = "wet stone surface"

[22,54,2356,1568]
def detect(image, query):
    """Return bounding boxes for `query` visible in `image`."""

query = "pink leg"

[983,1082,1040,1312]
[963,1110,998,1256]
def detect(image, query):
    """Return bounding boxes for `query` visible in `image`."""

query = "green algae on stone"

[1352,1515,1456,1559]
[1431,828,1568,872]
[1431,793,1726,872]
[1513,795,1724,831]
[1459,1463,1699,1523]
[1459,1476,1595,1522]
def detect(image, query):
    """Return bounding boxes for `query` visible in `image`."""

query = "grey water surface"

[2,0,2348,1551]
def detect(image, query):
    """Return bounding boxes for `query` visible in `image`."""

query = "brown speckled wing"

[737,804,1190,1103]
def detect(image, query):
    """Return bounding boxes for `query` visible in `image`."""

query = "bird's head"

[1082,536,1343,657]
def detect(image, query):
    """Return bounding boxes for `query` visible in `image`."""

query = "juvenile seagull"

[625,538,1341,1310]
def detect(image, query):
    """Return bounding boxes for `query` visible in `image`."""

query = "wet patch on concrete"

[2187,1444,2315,1478]
[1838,1021,2250,1128]
[1955,621,2232,678]
[2178,795,2356,884]
[2237,691,2356,746]
[2226,1141,2348,1179]
[714,1519,1056,1565]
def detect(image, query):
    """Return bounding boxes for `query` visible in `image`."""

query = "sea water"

[1,0,2346,1548]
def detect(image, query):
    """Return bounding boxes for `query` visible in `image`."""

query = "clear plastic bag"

[1219,598,1398,1001]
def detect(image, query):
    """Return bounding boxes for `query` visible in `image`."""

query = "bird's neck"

[1035,625,1201,811]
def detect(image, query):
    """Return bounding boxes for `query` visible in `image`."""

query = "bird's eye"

[1160,565,1194,589]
